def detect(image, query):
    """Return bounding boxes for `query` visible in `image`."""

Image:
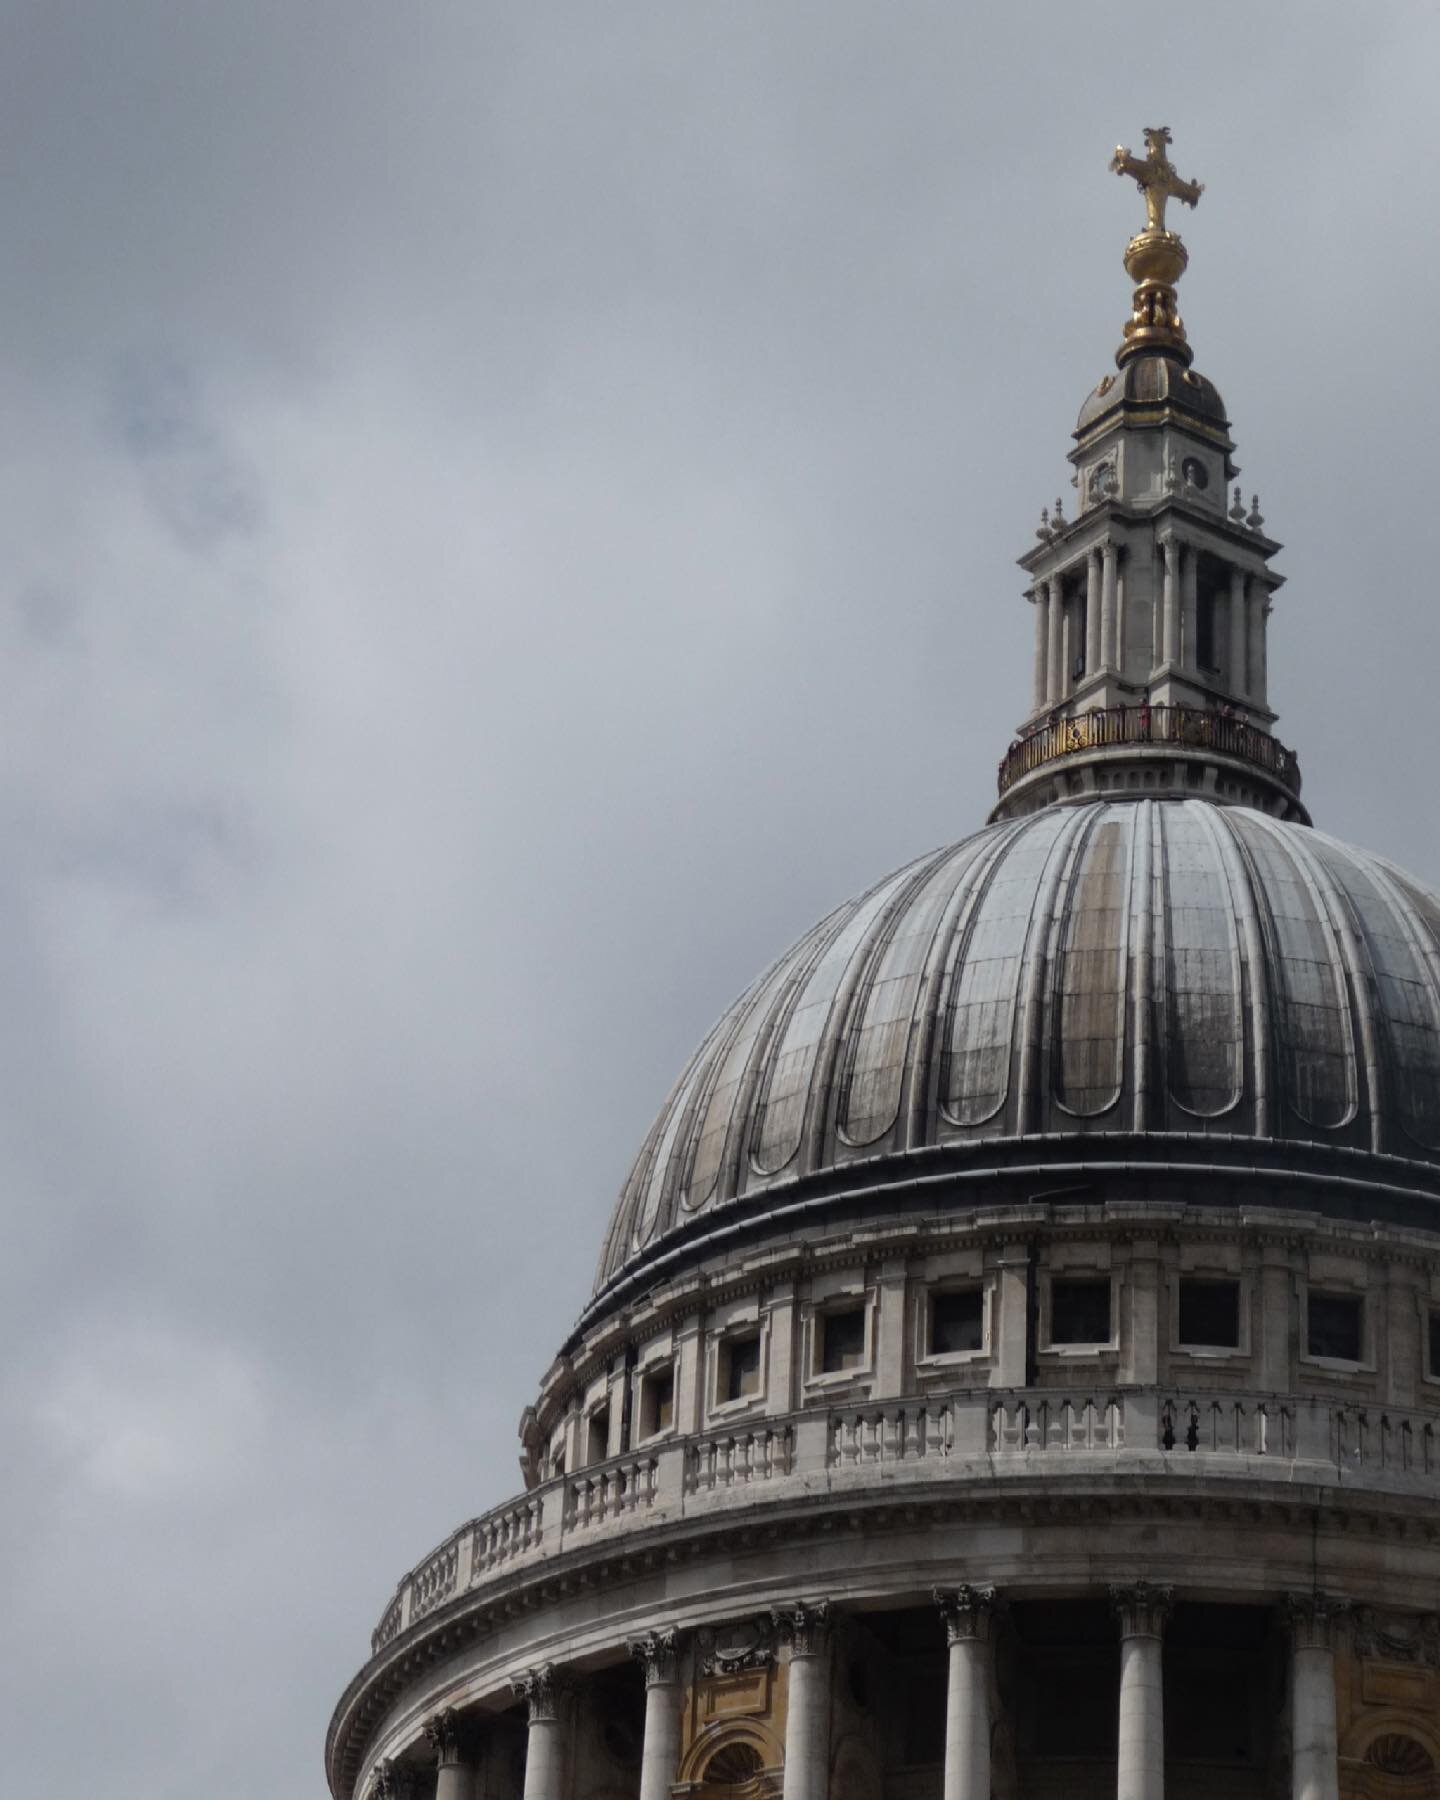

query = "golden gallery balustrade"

[997,702,1301,798]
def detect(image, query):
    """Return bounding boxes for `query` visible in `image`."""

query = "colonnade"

[1030,538,1269,711]
[394,1588,1346,1800]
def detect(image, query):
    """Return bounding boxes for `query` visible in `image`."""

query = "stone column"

[426,1712,475,1800]
[1046,576,1064,704]
[1249,583,1267,709]
[1179,544,1197,673]
[1101,543,1119,671]
[1160,537,1180,669]
[1032,590,1047,712]
[1229,567,1249,696]
[1285,1595,1347,1800]
[1086,548,1103,678]
[514,1666,569,1800]
[1111,1582,1172,1800]
[630,1632,684,1800]
[774,1601,832,1800]
[935,1586,997,1800]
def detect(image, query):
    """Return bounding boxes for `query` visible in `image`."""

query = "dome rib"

[593,800,1440,1299]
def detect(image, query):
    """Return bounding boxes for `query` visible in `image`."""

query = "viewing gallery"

[326,129,1440,1800]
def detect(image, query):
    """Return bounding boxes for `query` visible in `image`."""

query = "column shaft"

[1252,592,1269,707]
[1286,1596,1346,1800]
[1046,577,1064,704]
[521,1722,563,1800]
[1179,543,1197,673]
[778,1605,832,1800]
[1101,544,1119,671]
[1117,1633,1164,1800]
[1111,1584,1171,1800]
[436,1767,473,1800]
[1291,1647,1339,1800]
[1086,549,1102,678]
[1032,592,1047,711]
[638,1681,683,1800]
[936,1587,996,1800]
[1160,539,1180,668]
[1229,567,1249,696]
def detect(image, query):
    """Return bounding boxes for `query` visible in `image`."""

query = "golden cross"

[1110,126,1203,234]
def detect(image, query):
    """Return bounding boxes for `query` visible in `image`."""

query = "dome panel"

[593,801,1440,1302]
[1161,804,1243,1118]
[837,838,992,1147]
[1053,810,1131,1118]
[941,809,1070,1126]
[751,863,920,1176]
[1231,814,1358,1130]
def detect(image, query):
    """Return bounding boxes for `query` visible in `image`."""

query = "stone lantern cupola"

[994,126,1304,824]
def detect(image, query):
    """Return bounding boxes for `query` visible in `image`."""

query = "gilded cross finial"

[1110,126,1203,235]
[1109,125,1203,366]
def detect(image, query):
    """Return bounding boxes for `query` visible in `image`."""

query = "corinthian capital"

[1284,1592,1351,1652]
[1110,1581,1174,1639]
[771,1599,833,1660]
[629,1628,682,1687]
[511,1663,569,1723]
[934,1585,999,1644]
[423,1709,463,1767]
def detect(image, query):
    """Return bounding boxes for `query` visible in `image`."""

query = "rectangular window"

[930,1288,985,1356]
[722,1333,762,1402]
[585,1406,610,1466]
[1050,1277,1111,1346]
[1177,1278,1241,1349]
[1307,1291,1362,1362]
[820,1305,867,1373]
[639,1366,674,1437]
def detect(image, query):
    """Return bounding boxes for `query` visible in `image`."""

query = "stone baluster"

[425,1711,476,1800]
[935,1586,998,1800]
[1229,566,1249,697]
[630,1631,684,1800]
[1111,1582,1172,1800]
[513,1666,570,1800]
[1160,536,1180,669]
[1086,548,1103,678]
[1101,543,1120,671]
[774,1601,833,1800]
[1046,576,1064,704]
[1284,1595,1348,1800]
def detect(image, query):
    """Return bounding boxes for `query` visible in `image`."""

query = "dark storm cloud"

[1,5,1436,1797]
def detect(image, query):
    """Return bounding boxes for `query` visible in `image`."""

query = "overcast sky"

[3,6,1439,1797]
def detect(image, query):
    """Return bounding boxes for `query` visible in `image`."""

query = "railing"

[687,1423,793,1492]
[829,1403,953,1466]
[369,1384,1440,1652]
[996,703,1301,799]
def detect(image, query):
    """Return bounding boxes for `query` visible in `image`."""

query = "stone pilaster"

[1046,577,1064,704]
[1086,547,1103,676]
[1101,543,1119,670]
[773,1602,833,1800]
[935,1587,998,1800]
[1229,566,1248,696]
[1111,1583,1172,1800]
[1284,1595,1348,1800]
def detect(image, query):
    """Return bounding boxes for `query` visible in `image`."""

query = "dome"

[594,798,1440,1300]
[1075,350,1228,435]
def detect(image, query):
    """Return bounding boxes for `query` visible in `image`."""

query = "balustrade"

[996,700,1300,798]
[368,1385,1440,1652]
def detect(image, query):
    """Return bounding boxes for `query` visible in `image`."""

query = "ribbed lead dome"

[594,799,1440,1296]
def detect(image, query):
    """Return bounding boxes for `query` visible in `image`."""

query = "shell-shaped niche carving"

[1365,1733,1435,1776]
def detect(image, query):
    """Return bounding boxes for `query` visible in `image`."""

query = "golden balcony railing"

[997,702,1301,800]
